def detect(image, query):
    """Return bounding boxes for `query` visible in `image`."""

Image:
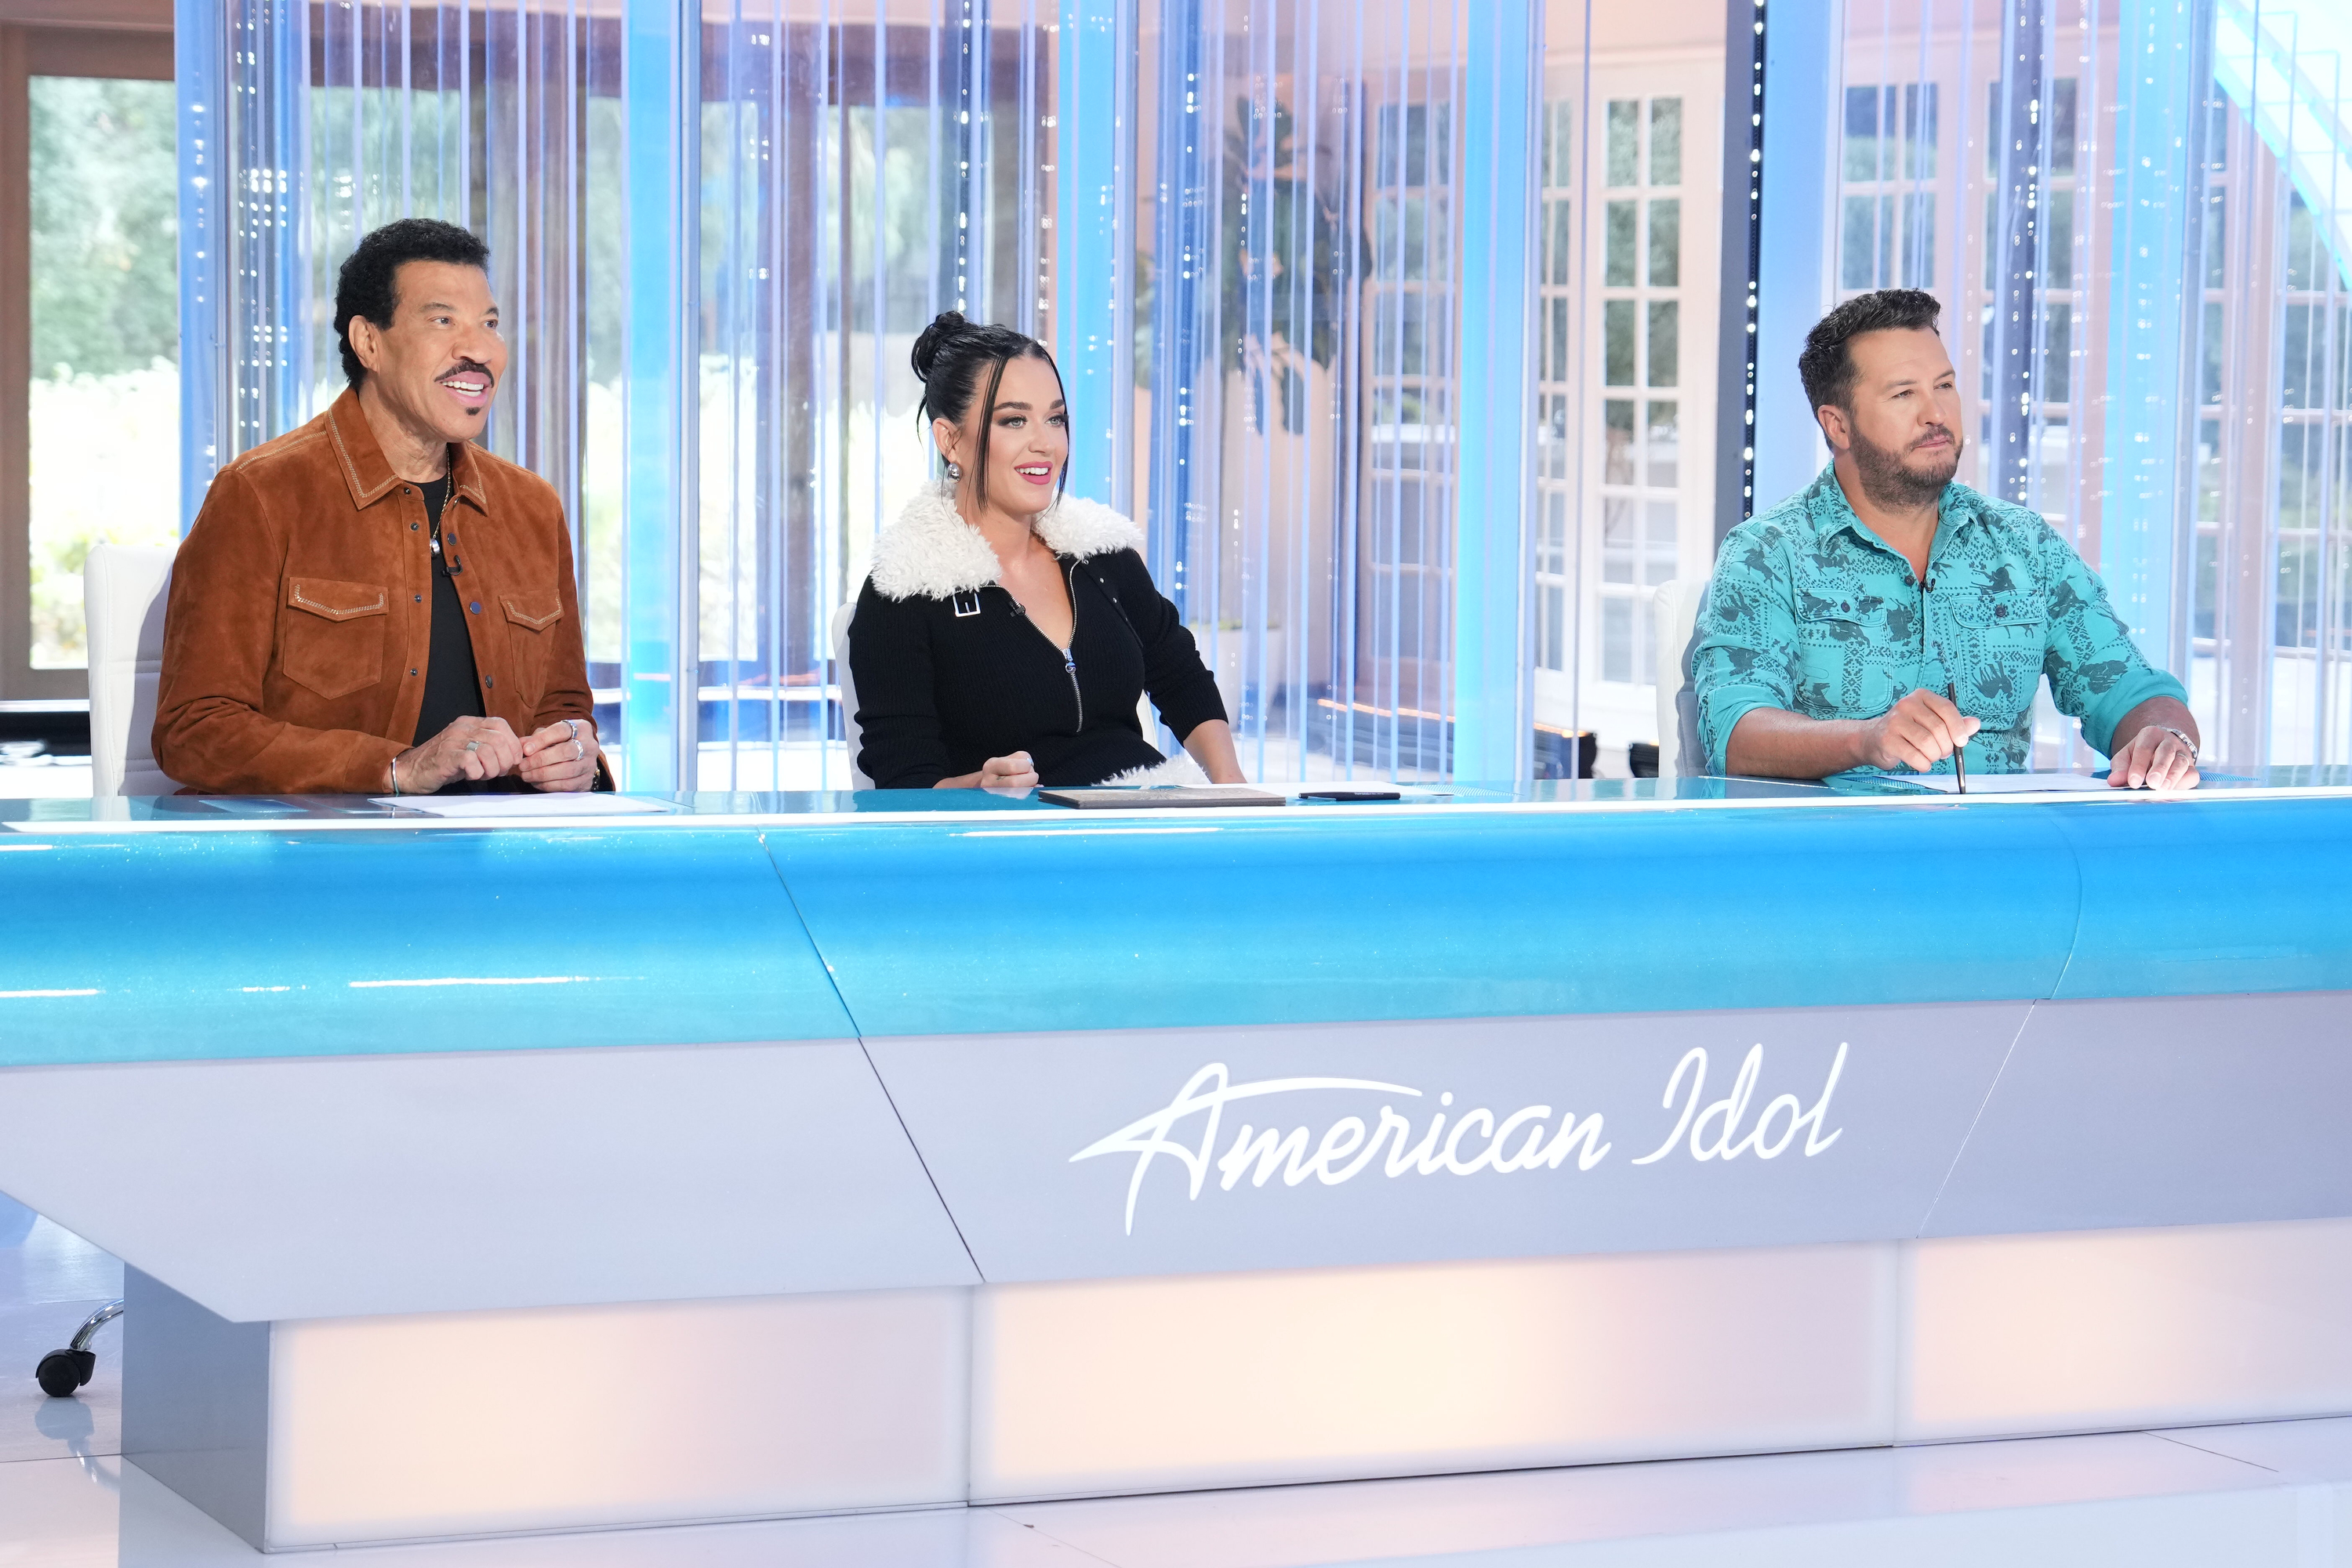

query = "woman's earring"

[945,461,962,480]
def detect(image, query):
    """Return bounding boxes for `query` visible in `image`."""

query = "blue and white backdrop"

[172,0,2351,788]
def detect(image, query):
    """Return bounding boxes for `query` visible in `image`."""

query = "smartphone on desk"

[1297,789,1403,803]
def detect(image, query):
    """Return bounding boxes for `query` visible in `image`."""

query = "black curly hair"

[1798,289,1943,415]
[910,310,1069,504]
[333,218,492,390]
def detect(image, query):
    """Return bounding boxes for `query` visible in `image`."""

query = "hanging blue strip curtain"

[176,0,1537,788]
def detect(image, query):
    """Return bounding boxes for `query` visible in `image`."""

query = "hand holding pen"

[1853,688,1980,775]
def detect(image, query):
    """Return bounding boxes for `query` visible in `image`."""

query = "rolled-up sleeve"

[1692,531,1798,773]
[2038,533,2187,757]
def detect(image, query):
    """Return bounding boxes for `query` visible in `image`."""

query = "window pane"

[1602,498,1635,583]
[1606,100,1639,186]
[1899,193,1936,289]
[2046,188,2074,290]
[1647,301,1679,387]
[1649,98,1682,186]
[29,76,181,671]
[1646,401,1679,486]
[1648,198,1680,286]
[2049,76,2078,173]
[1843,196,1881,290]
[1606,200,1638,286]
[1844,85,1882,181]
[2041,301,2073,406]
[1605,300,1637,386]
[1605,399,1636,481]
[1904,83,1939,177]
[1602,597,1633,681]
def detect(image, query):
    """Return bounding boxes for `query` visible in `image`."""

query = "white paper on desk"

[1894,771,2112,794]
[367,794,675,818]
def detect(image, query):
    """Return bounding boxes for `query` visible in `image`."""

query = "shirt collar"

[324,386,490,515]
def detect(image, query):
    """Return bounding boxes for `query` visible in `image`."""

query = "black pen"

[1945,681,1968,794]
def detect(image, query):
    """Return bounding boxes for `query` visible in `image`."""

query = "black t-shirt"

[412,475,485,750]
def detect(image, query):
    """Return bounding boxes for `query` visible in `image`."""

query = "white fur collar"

[867,484,1145,601]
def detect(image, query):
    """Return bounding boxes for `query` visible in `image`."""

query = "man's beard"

[1849,421,1962,510]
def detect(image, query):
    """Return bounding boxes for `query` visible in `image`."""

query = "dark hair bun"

[910,311,971,382]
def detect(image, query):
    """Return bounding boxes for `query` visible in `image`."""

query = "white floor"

[6,1196,2352,1566]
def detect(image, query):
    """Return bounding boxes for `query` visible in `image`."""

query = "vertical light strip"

[1987,0,2051,505]
[175,0,221,530]
[1753,0,1837,506]
[622,0,686,790]
[1455,0,1540,782]
[2102,0,2209,669]
[1055,0,1122,505]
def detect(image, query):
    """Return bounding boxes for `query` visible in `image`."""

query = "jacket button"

[411,521,419,531]
[468,601,481,613]
[408,669,418,677]
[485,677,494,689]
[414,593,423,603]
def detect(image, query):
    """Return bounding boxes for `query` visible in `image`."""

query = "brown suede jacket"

[154,389,597,793]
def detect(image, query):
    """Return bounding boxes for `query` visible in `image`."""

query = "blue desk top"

[2,775,2348,1066]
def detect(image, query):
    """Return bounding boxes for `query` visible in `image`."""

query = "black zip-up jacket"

[848,492,1227,789]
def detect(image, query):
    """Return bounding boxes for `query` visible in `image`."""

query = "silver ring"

[564,718,579,742]
[574,739,584,762]
[464,740,480,752]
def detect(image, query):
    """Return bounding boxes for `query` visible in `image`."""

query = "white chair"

[830,600,873,789]
[84,544,179,796]
[1650,576,1709,781]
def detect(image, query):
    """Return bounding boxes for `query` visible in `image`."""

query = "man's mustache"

[436,360,495,387]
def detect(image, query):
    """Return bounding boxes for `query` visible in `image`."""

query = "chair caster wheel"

[35,1348,94,1399]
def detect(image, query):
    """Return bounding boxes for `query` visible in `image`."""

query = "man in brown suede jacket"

[154,219,604,795]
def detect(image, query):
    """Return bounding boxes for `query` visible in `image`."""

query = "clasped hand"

[393,715,601,793]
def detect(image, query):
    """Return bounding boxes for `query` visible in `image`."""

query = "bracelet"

[389,755,400,795]
[2154,725,2198,762]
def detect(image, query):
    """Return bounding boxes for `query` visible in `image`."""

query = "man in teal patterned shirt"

[1694,289,2201,788]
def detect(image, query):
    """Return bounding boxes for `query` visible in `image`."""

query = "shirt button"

[1840,601,1850,612]
[1994,605,2007,618]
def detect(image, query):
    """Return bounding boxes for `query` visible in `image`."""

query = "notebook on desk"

[1039,786,1288,810]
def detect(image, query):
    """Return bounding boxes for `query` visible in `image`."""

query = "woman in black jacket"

[848,313,1245,790]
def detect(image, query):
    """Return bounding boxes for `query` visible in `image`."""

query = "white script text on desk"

[1071,1044,1849,1234]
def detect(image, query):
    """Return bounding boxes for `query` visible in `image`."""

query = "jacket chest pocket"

[1945,587,2047,713]
[282,578,388,701]
[1948,586,2046,634]
[501,593,564,708]
[1794,601,1870,653]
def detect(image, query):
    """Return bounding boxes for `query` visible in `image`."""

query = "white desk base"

[126,1217,2352,1550]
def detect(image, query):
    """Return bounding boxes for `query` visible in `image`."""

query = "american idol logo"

[1069,1044,1850,1234]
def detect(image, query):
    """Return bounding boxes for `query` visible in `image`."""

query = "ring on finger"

[464,739,481,752]
[573,739,584,762]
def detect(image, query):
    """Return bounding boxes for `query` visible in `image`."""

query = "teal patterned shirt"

[1693,466,2186,776]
